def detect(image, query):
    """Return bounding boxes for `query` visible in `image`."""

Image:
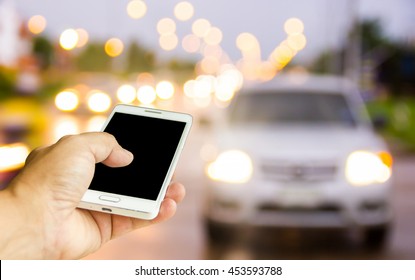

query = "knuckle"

[102,132,116,142]
[57,134,75,143]
[25,147,42,163]
[56,134,84,148]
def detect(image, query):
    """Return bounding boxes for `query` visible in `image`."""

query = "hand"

[0,132,185,259]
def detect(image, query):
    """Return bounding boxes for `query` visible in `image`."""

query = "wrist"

[0,186,45,259]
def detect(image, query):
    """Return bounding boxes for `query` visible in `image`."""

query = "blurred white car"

[204,74,393,248]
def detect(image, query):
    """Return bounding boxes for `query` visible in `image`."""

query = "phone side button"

[99,195,121,203]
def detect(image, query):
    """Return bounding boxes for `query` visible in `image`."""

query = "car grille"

[260,160,338,182]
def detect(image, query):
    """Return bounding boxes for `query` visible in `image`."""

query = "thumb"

[78,132,134,167]
[101,145,134,168]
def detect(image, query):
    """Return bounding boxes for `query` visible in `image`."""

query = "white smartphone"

[78,104,192,220]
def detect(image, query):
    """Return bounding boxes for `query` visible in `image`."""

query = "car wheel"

[205,219,237,244]
[204,219,252,259]
[362,224,390,250]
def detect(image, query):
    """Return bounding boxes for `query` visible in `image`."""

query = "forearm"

[0,187,44,259]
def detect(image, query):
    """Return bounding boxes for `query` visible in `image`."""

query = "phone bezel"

[78,104,192,220]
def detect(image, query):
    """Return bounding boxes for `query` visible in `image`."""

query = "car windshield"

[229,91,357,127]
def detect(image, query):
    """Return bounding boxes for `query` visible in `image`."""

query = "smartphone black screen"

[89,112,186,200]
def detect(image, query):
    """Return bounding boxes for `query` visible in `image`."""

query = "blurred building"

[0,0,31,68]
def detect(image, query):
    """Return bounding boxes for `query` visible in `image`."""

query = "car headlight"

[206,150,253,184]
[345,150,392,186]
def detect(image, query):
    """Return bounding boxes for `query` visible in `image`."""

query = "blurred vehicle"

[204,74,393,248]
[0,98,46,189]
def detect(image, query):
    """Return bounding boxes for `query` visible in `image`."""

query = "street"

[85,126,415,260]
[1,0,414,264]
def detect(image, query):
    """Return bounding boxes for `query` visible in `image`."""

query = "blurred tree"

[165,58,196,83]
[76,43,111,72]
[126,41,155,73]
[312,19,389,76]
[311,19,415,97]
[32,36,54,70]
[311,49,344,75]
[359,19,390,53]
[377,46,415,96]
[0,67,17,100]
[357,20,415,96]
[167,58,195,72]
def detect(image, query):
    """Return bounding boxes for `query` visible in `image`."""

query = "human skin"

[0,132,185,259]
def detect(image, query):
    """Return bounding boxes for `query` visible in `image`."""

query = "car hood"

[213,125,388,160]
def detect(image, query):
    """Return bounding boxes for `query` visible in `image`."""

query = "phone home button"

[99,195,121,203]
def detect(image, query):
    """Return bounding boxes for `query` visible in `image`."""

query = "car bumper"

[205,180,393,229]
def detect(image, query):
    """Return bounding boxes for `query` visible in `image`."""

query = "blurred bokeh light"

[55,89,79,112]
[52,116,80,142]
[59,28,79,50]
[156,81,175,100]
[157,18,176,35]
[137,85,157,105]
[0,143,30,172]
[87,90,112,113]
[284,17,305,35]
[182,34,201,53]
[159,33,178,51]
[192,18,211,37]
[104,38,124,57]
[27,15,47,35]
[126,0,147,19]
[86,115,107,132]
[203,27,223,46]
[116,84,137,104]
[174,1,194,22]
[75,28,89,48]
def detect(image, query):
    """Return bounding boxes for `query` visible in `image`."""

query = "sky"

[8,0,415,64]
